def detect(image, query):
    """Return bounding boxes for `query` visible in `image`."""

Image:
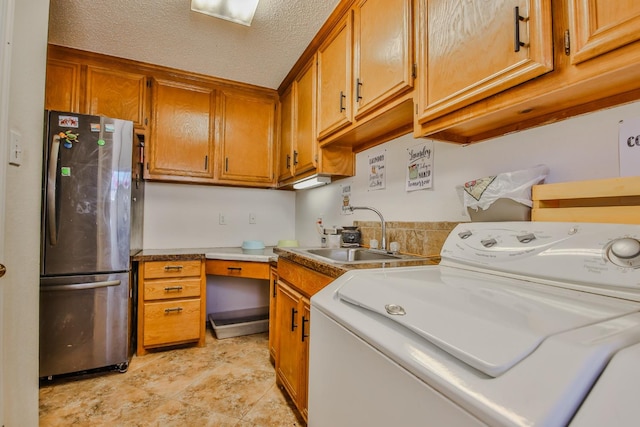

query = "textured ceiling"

[47,0,341,89]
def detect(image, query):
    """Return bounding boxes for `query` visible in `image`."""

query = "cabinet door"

[275,282,303,404]
[317,12,353,139]
[45,58,81,112]
[216,90,276,185]
[278,85,294,182]
[268,267,279,363]
[148,79,215,181]
[85,66,148,128]
[569,0,640,64]
[299,299,311,420]
[417,0,553,123]
[353,0,413,119]
[293,58,318,176]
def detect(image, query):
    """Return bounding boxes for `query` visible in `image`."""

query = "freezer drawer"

[39,272,131,378]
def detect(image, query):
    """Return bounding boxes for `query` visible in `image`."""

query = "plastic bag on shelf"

[461,164,549,220]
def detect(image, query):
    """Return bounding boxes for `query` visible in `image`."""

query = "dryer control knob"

[610,238,640,259]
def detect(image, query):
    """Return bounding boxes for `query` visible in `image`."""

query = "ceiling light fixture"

[293,175,331,190]
[191,0,260,26]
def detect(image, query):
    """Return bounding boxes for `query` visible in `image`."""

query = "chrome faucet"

[348,206,387,252]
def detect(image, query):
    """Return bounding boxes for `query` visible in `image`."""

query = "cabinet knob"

[0,263,5,278]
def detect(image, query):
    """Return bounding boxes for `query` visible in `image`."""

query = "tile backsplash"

[353,221,461,257]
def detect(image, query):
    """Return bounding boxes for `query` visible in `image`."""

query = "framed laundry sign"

[406,141,434,192]
[368,150,386,191]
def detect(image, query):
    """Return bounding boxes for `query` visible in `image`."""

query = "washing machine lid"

[336,267,640,377]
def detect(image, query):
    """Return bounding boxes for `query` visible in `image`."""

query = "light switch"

[9,130,22,166]
[249,213,256,224]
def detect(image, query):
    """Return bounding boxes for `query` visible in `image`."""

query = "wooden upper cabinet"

[45,58,81,112]
[293,58,317,177]
[353,0,414,120]
[215,89,277,186]
[85,66,148,128]
[278,57,319,186]
[416,0,553,124]
[568,0,640,65]
[278,85,295,182]
[147,78,215,182]
[317,12,353,139]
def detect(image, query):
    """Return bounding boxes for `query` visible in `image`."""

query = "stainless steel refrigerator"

[40,110,143,378]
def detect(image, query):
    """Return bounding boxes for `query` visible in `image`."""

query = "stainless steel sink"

[296,247,423,264]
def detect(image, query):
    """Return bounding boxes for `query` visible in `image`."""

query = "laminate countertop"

[132,247,277,263]
[273,247,440,279]
[132,246,439,279]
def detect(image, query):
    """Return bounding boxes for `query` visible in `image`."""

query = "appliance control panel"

[440,222,640,295]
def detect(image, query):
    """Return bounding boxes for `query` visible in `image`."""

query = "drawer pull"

[164,265,183,271]
[164,286,183,292]
[164,307,183,314]
[227,267,242,272]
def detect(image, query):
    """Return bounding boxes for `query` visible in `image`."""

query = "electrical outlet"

[249,213,256,224]
[9,130,22,166]
[219,213,227,225]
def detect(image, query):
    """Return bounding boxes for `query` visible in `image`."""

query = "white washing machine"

[309,222,640,427]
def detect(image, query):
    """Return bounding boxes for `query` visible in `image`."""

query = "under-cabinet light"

[293,175,331,190]
[191,0,260,26]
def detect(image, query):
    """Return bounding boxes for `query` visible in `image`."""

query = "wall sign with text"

[406,141,434,192]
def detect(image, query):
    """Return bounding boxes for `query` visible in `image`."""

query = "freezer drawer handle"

[164,307,183,314]
[47,134,61,245]
[43,280,121,292]
[164,286,183,292]
[164,265,183,271]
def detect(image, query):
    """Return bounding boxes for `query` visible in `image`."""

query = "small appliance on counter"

[341,226,361,247]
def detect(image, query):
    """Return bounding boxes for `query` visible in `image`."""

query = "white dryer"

[309,222,640,427]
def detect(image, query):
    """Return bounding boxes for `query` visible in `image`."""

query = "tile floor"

[39,330,304,426]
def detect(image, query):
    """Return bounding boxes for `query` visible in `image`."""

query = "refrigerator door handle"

[47,134,61,245]
[42,279,121,292]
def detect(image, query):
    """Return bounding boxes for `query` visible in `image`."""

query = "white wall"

[296,101,640,246]
[2,0,49,425]
[143,182,296,248]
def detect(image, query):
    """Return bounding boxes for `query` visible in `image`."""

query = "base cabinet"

[137,258,206,355]
[274,258,334,422]
[269,266,279,364]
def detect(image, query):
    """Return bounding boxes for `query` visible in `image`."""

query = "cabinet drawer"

[143,278,202,301]
[143,299,201,347]
[144,260,202,279]
[205,260,270,279]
